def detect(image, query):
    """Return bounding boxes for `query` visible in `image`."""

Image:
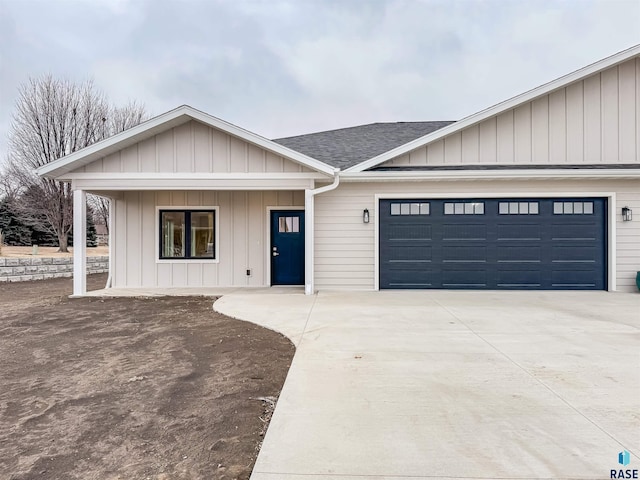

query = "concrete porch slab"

[84,286,305,298]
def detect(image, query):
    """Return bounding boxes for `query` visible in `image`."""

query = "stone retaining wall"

[0,256,109,282]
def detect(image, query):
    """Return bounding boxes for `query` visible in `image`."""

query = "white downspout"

[305,169,340,295]
[105,197,114,289]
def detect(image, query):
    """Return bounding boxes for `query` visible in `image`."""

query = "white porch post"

[304,189,314,295]
[73,189,87,296]
[105,196,114,289]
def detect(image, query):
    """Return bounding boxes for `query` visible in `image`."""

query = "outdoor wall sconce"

[363,209,370,223]
[622,206,632,222]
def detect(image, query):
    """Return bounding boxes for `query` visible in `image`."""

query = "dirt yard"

[0,275,295,480]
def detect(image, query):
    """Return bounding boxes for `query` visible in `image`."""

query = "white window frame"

[155,206,220,264]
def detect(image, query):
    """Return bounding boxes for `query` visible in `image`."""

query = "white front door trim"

[265,206,305,288]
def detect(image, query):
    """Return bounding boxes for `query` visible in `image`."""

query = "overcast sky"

[1,0,639,165]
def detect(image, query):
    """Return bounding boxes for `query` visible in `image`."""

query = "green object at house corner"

[636,272,640,291]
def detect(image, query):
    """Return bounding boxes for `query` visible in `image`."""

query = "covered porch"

[71,178,333,297]
[34,106,340,297]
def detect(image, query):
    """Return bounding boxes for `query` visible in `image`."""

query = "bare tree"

[0,168,17,203]
[7,75,146,252]
[88,194,109,234]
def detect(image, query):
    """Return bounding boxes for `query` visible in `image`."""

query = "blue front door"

[271,210,305,285]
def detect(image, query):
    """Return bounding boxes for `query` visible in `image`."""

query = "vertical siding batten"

[444,133,462,164]
[583,74,601,163]
[209,127,214,173]
[226,133,231,172]
[138,137,156,171]
[602,66,620,162]
[496,110,515,163]
[478,117,497,163]
[531,97,550,163]
[410,147,427,166]
[461,125,479,164]
[566,81,584,163]
[548,89,567,163]
[191,121,196,172]
[618,59,637,162]
[427,139,444,164]
[514,103,532,163]
[154,132,159,172]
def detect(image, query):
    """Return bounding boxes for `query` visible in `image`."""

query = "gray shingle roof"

[273,121,454,170]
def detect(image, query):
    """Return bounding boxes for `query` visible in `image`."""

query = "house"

[38,46,640,296]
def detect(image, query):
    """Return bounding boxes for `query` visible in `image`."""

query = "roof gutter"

[341,169,640,182]
[304,168,340,295]
[308,168,341,195]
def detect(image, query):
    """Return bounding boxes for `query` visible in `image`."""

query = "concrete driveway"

[215,290,640,480]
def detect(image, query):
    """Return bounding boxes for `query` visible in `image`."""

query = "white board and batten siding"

[383,58,640,167]
[70,119,314,288]
[314,180,640,293]
[112,190,303,288]
[74,120,313,174]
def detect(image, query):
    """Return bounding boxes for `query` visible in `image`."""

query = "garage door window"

[553,201,593,215]
[444,202,484,215]
[390,202,430,215]
[499,202,539,215]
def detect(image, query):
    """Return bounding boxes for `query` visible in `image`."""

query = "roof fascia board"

[71,177,316,191]
[57,172,328,181]
[38,105,335,178]
[341,169,640,181]
[346,44,640,173]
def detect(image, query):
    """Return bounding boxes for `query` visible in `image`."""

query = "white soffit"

[37,105,336,178]
[347,44,640,173]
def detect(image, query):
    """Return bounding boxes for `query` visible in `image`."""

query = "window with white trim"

[160,210,216,259]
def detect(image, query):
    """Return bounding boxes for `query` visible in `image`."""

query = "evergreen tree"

[0,198,31,245]
[68,209,98,248]
[87,208,98,247]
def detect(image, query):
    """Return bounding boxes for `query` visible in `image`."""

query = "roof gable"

[38,105,336,178]
[70,120,318,176]
[346,44,640,173]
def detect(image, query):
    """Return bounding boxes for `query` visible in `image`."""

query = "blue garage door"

[379,198,606,290]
